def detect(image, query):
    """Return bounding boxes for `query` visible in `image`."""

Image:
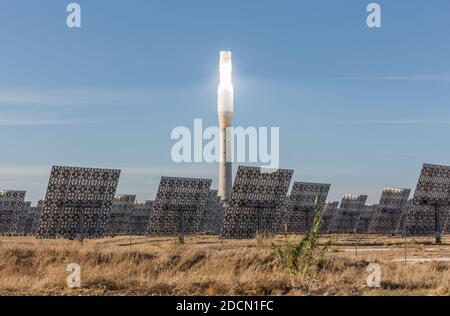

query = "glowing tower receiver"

[218,51,234,201]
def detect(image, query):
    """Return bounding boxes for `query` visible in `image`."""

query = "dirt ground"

[0,235,449,296]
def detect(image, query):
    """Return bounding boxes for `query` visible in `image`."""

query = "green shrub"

[272,207,330,282]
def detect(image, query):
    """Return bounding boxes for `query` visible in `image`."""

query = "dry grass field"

[0,235,449,296]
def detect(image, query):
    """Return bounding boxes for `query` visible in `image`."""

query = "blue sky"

[0,0,449,204]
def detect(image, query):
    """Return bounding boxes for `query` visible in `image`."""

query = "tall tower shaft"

[218,51,234,201]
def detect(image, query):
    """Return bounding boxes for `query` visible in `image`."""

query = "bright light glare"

[220,51,232,84]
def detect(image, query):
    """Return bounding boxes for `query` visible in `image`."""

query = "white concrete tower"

[218,50,234,201]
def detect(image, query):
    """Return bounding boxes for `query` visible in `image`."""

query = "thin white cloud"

[359,119,450,125]
[0,117,90,126]
[122,165,216,178]
[0,87,157,107]
[340,75,450,82]
[0,166,50,177]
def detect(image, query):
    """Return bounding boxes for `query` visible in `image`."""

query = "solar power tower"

[320,201,339,233]
[147,177,212,241]
[108,194,136,236]
[369,188,411,235]
[331,194,368,233]
[199,190,225,235]
[36,166,121,239]
[355,205,377,234]
[0,190,27,236]
[284,182,330,234]
[221,166,293,239]
[405,163,450,243]
[130,200,154,236]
